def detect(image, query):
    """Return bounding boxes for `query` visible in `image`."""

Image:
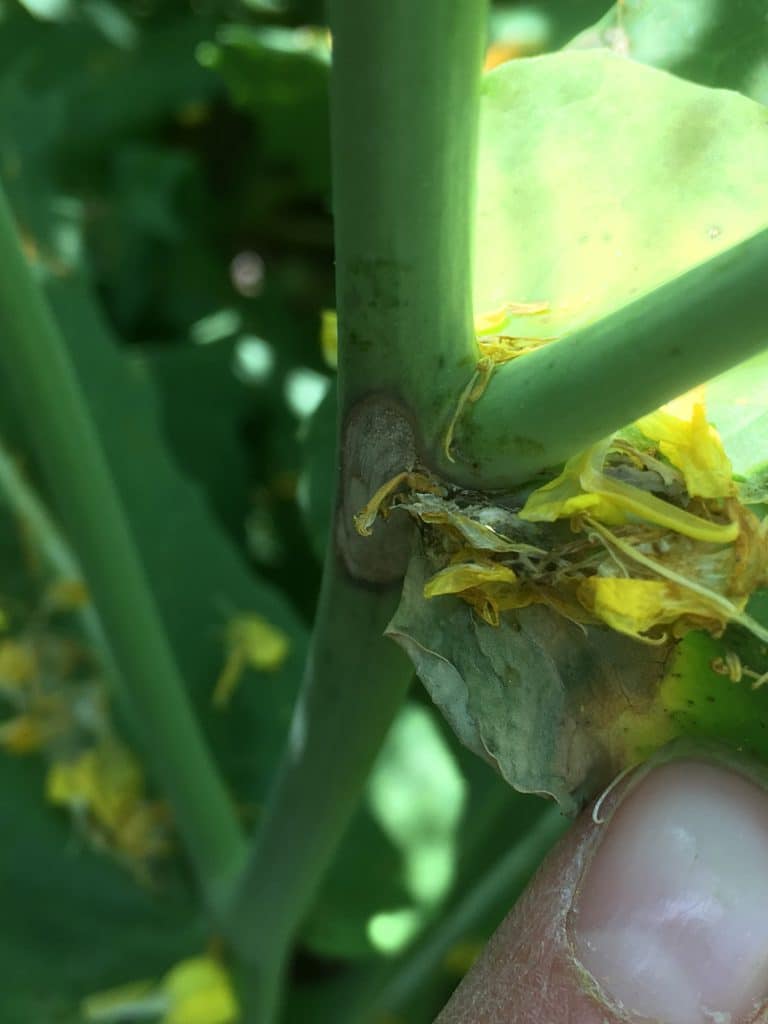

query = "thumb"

[436,754,768,1024]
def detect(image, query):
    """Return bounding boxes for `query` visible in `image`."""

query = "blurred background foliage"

[0,0,758,1021]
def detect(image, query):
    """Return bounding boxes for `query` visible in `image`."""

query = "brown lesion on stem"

[336,394,420,585]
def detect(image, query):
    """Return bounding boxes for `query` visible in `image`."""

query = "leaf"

[15,269,309,807]
[474,51,768,337]
[387,554,672,814]
[568,0,768,102]
[0,754,204,1015]
[705,351,768,501]
[198,24,331,193]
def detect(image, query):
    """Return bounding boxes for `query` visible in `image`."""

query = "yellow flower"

[82,956,239,1024]
[163,957,239,1024]
[46,739,167,862]
[213,613,290,708]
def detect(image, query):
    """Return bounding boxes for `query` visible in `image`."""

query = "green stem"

[331,0,487,437]
[454,227,768,487]
[225,3,488,1018]
[225,564,413,1019]
[0,183,245,914]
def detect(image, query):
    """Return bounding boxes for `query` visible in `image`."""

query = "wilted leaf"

[387,554,672,813]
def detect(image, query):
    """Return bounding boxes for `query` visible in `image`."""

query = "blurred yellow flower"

[82,956,238,1024]
[213,613,290,708]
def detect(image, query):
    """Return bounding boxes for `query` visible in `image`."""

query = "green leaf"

[569,0,768,102]
[0,754,204,1015]
[18,269,309,807]
[198,24,331,193]
[705,352,768,501]
[474,51,768,337]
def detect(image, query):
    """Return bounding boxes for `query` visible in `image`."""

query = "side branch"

[454,227,768,487]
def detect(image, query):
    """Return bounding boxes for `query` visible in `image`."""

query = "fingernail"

[572,759,768,1024]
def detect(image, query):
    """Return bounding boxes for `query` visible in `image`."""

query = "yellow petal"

[636,401,734,499]
[424,561,524,626]
[580,452,738,543]
[476,335,556,365]
[163,957,239,1024]
[521,441,738,543]
[423,561,517,598]
[519,447,626,526]
[577,577,721,640]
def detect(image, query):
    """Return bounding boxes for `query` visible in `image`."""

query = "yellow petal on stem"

[354,471,443,536]
[162,957,239,1024]
[473,301,549,336]
[476,335,557,365]
[636,401,734,499]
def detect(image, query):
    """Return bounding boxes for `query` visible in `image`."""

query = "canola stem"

[455,227,768,487]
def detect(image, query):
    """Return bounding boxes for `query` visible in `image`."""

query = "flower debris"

[356,397,768,647]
